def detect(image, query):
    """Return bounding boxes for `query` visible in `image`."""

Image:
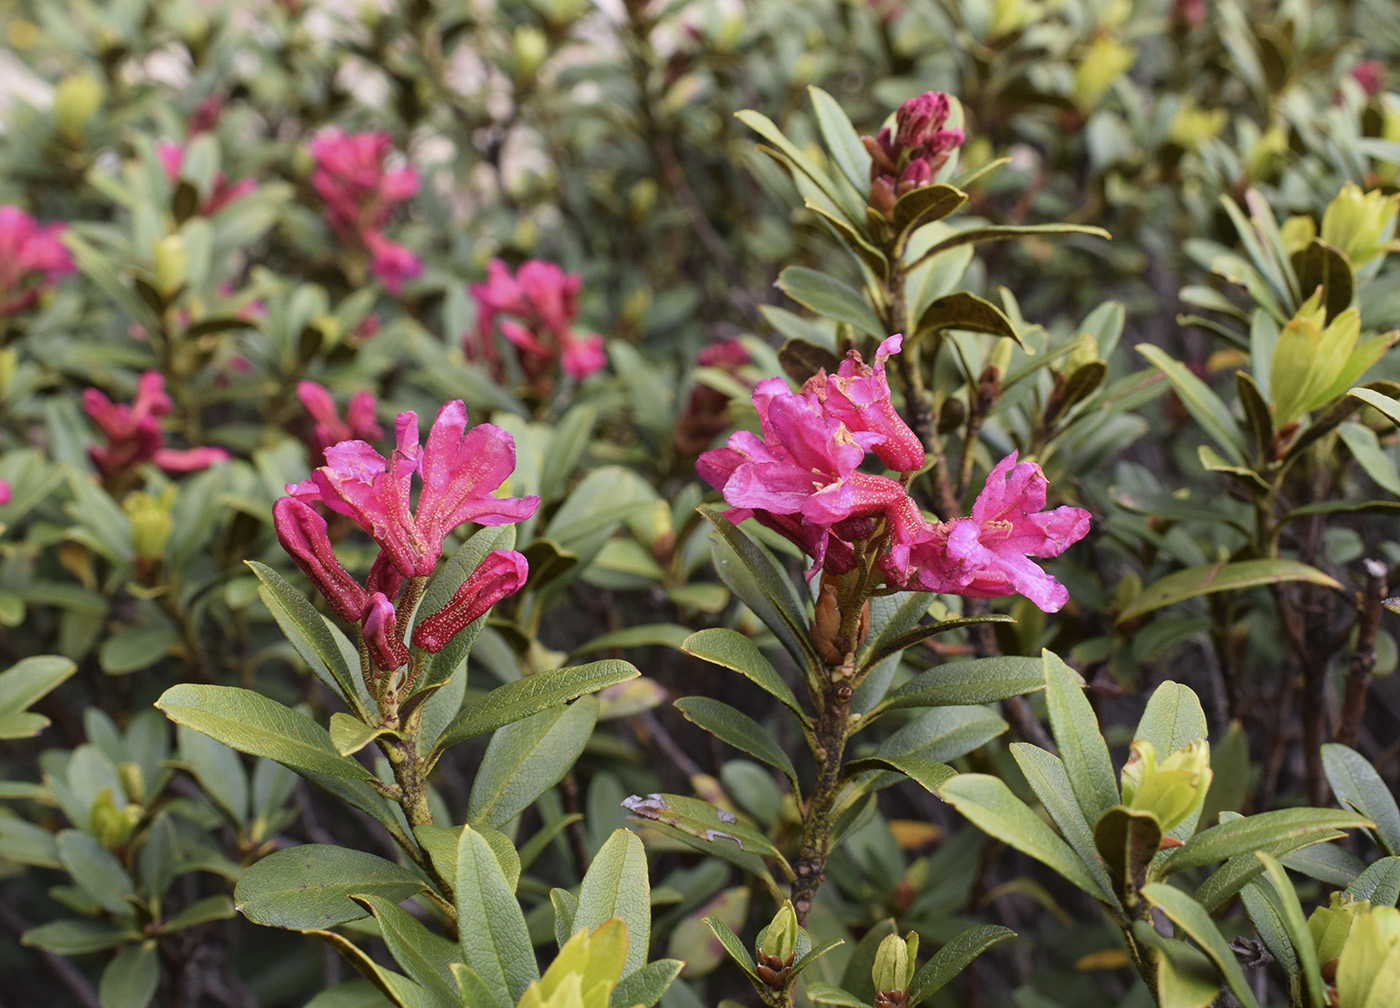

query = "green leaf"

[22,919,136,955]
[858,615,1017,677]
[1094,805,1163,900]
[872,654,1043,714]
[1256,855,1326,1008]
[938,774,1104,901]
[1195,821,1347,911]
[433,660,636,759]
[1043,650,1118,829]
[158,894,237,933]
[674,697,800,793]
[609,959,683,1008]
[843,753,954,793]
[682,628,810,732]
[157,684,375,780]
[1291,239,1354,321]
[574,829,651,978]
[893,185,970,246]
[1130,921,1221,1008]
[0,656,76,735]
[1163,808,1374,873]
[1140,883,1262,1008]
[1011,744,1119,906]
[912,223,1111,265]
[234,845,424,930]
[806,981,868,1007]
[57,830,136,917]
[1136,344,1246,465]
[551,889,578,949]
[807,86,870,194]
[914,291,1022,346]
[908,926,1017,1006]
[99,941,159,1008]
[310,927,442,1008]
[1346,856,1400,905]
[621,792,790,878]
[247,561,365,717]
[1118,560,1342,623]
[735,108,863,223]
[1133,681,1209,840]
[1349,385,1400,426]
[352,894,462,1003]
[468,698,598,828]
[1322,743,1400,856]
[776,266,886,339]
[1338,423,1400,496]
[456,825,538,1008]
[699,506,821,673]
[0,817,60,867]
[329,712,401,758]
[700,914,759,982]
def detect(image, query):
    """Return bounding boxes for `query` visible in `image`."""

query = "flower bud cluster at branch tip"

[467,259,607,394]
[862,92,964,218]
[297,381,384,463]
[277,400,537,676]
[157,142,256,216]
[84,371,229,482]
[309,129,421,293]
[0,205,76,316]
[698,335,1090,612]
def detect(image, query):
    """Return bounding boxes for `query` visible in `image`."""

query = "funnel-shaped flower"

[808,335,925,473]
[288,401,539,578]
[297,381,385,462]
[468,259,606,386]
[907,452,1090,611]
[309,129,419,292]
[411,549,530,652]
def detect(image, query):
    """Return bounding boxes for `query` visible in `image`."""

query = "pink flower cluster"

[698,336,1090,612]
[467,259,606,387]
[158,142,256,216]
[275,401,537,669]
[84,371,229,481]
[863,92,965,216]
[297,381,384,463]
[674,338,753,456]
[0,206,75,316]
[309,129,422,294]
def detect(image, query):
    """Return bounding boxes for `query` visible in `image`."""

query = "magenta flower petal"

[362,592,408,670]
[274,497,369,624]
[411,549,529,652]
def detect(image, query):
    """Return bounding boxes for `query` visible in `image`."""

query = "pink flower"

[309,129,419,292]
[0,480,10,505]
[364,231,423,295]
[158,142,256,216]
[273,497,371,623]
[362,592,409,671]
[411,550,530,652]
[698,376,928,578]
[808,335,924,473]
[468,259,607,387]
[297,381,385,462]
[0,206,75,316]
[85,371,229,480]
[907,453,1090,612]
[287,400,539,578]
[1351,59,1386,98]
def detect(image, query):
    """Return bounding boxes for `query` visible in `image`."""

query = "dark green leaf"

[914,291,1020,346]
[872,654,1042,713]
[1322,743,1400,856]
[1043,650,1118,828]
[468,698,598,829]
[776,266,886,339]
[98,941,160,1008]
[234,845,424,930]
[908,925,1017,1006]
[1162,808,1374,873]
[675,697,799,793]
[455,825,536,1008]
[1119,560,1342,623]
[574,829,651,978]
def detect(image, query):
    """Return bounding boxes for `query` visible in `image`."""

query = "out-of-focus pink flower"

[0,480,10,505]
[1170,0,1207,27]
[675,338,754,456]
[907,452,1090,612]
[364,230,422,295]
[297,381,385,462]
[309,129,419,290]
[158,142,256,216]
[698,375,928,579]
[84,371,228,480]
[808,335,924,473]
[468,259,607,389]
[288,400,539,578]
[1351,59,1386,98]
[412,549,530,652]
[0,206,75,316]
[862,92,964,217]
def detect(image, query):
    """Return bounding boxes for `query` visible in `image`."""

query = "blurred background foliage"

[4,0,1400,1005]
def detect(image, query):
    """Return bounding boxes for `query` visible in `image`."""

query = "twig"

[1337,559,1388,749]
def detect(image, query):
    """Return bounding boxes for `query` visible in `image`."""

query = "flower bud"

[410,550,529,653]
[511,26,549,81]
[119,761,146,806]
[872,932,918,1000]
[362,592,408,671]
[273,497,369,624]
[1309,892,1369,968]
[153,233,187,297]
[53,74,104,141]
[1122,739,1212,834]
[756,903,797,964]
[125,489,174,565]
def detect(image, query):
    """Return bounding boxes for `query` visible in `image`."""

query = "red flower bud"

[411,550,529,653]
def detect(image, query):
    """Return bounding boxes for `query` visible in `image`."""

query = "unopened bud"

[756,903,798,963]
[273,497,369,624]
[153,234,187,296]
[118,761,146,806]
[125,490,173,565]
[511,26,549,81]
[54,74,104,141]
[812,575,845,666]
[410,550,528,653]
[362,592,408,671]
[872,932,918,999]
